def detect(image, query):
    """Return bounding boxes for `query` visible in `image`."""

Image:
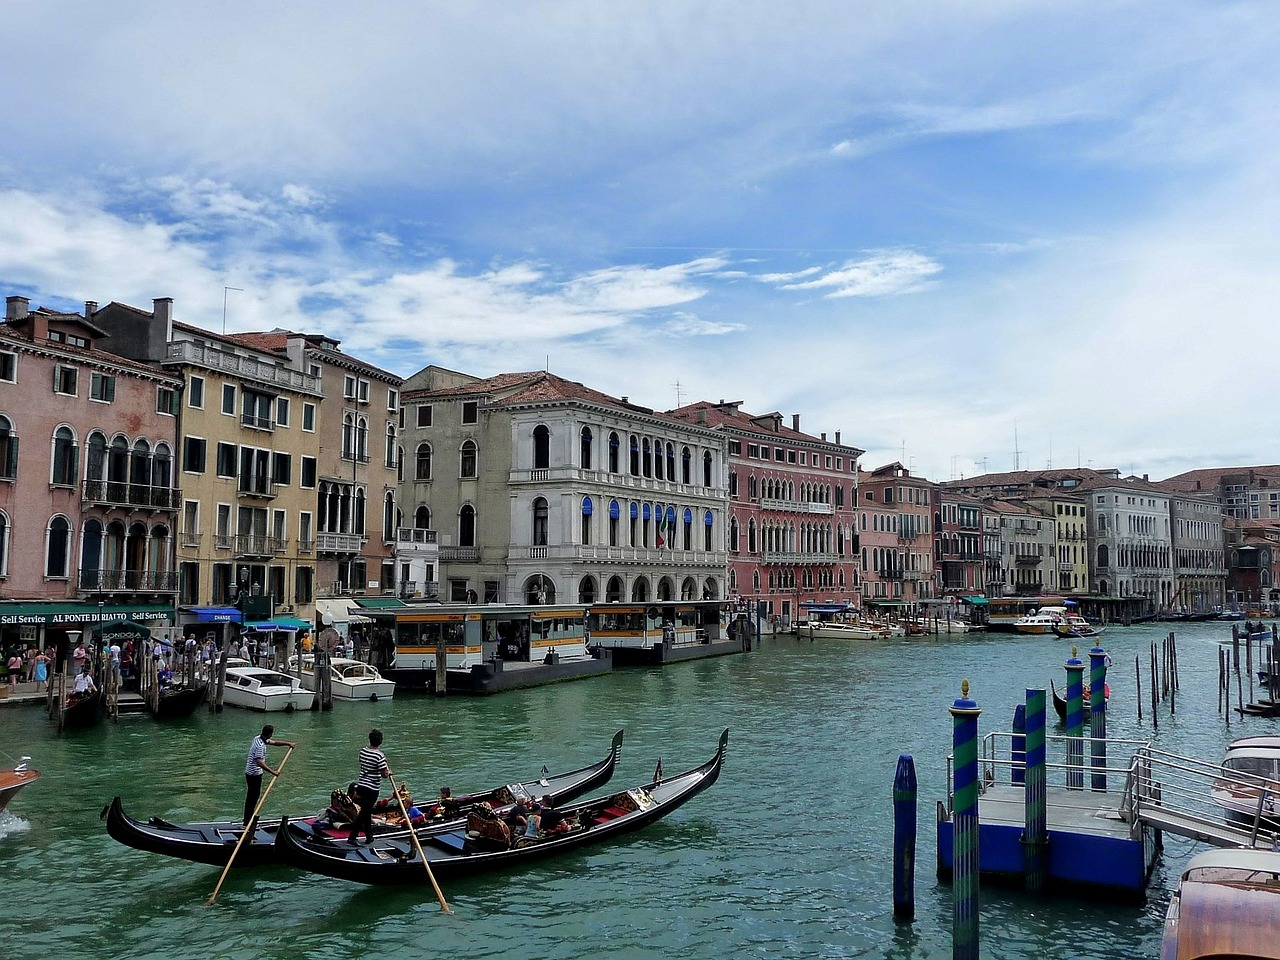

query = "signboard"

[0,604,173,626]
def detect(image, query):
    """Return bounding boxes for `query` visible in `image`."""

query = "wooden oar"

[206,745,294,906]
[389,773,452,913]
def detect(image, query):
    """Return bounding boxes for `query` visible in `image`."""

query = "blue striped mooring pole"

[1022,688,1048,892]
[892,754,917,922]
[951,679,982,960]
[1089,646,1108,792]
[1065,647,1085,790]
[1010,704,1026,786]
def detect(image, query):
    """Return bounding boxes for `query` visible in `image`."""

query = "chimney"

[85,301,98,318]
[821,432,827,441]
[792,414,800,432]
[5,296,29,322]
[620,396,628,404]
[835,430,841,444]
[153,297,173,335]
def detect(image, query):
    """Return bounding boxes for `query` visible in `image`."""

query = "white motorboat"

[805,620,886,640]
[221,665,313,712]
[291,656,395,702]
[1210,735,1280,827]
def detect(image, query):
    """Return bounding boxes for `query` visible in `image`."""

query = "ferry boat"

[1160,847,1280,959]
[291,656,395,702]
[222,663,313,712]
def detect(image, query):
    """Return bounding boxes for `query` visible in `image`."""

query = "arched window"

[629,435,639,476]
[642,438,652,477]
[460,440,477,479]
[683,507,693,550]
[526,574,555,605]
[0,416,17,481]
[580,427,593,470]
[459,504,476,546]
[729,516,739,552]
[342,413,355,459]
[80,517,102,589]
[383,491,395,541]
[85,430,107,482]
[533,425,550,470]
[666,443,675,480]
[354,488,366,535]
[52,426,78,486]
[152,442,173,494]
[130,438,151,491]
[748,518,757,553]
[532,497,549,546]
[630,576,650,602]
[748,475,758,499]
[356,416,369,461]
[415,505,431,529]
[385,423,396,468]
[105,520,126,574]
[0,511,9,577]
[608,432,620,473]
[147,523,170,584]
[578,576,597,605]
[703,451,713,487]
[606,575,625,602]
[608,499,620,547]
[416,443,433,481]
[704,510,714,551]
[46,515,72,578]
[581,496,593,546]
[682,447,692,484]
[653,439,663,480]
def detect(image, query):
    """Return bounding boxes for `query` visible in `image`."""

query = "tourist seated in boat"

[537,796,572,836]
[504,797,531,835]
[464,802,512,851]
[429,786,461,819]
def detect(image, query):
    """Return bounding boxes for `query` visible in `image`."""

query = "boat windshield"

[256,672,294,687]
[1224,756,1280,779]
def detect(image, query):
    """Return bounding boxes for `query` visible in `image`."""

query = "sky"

[2,1,1278,483]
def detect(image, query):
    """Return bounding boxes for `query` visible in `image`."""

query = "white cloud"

[661,312,745,337]
[778,252,942,298]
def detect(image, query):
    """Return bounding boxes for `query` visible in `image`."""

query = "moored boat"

[290,656,395,701]
[1210,735,1280,827]
[1160,847,1280,960]
[0,758,39,815]
[103,730,625,868]
[274,729,727,885]
[222,665,313,712]
[1049,679,1110,721]
[152,681,209,721]
[62,689,105,729]
[1051,621,1105,640]
[804,620,885,640]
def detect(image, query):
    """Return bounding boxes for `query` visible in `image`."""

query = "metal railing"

[78,569,178,592]
[168,340,321,393]
[395,527,438,545]
[233,534,284,556]
[82,478,181,510]
[316,531,363,553]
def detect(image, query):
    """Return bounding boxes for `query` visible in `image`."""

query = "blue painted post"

[951,679,982,960]
[1089,646,1108,792]
[1022,688,1048,892]
[1010,704,1026,786]
[892,754,917,922]
[1065,648,1085,790]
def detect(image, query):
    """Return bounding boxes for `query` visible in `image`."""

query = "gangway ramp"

[1121,745,1280,850]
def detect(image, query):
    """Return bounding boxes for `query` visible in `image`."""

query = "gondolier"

[348,729,392,845]
[244,724,296,823]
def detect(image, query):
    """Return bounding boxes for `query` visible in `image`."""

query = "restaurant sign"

[0,603,173,627]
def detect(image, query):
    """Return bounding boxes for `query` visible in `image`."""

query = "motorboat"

[290,656,395,701]
[1015,605,1097,637]
[1160,847,1280,959]
[1210,735,1280,827]
[0,758,39,815]
[221,664,313,712]
[804,620,886,640]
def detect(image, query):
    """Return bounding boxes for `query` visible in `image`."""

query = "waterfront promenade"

[0,623,1242,959]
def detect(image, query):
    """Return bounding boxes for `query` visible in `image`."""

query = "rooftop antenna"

[545,355,550,372]
[672,379,684,407]
[222,286,243,335]
[1013,421,1020,471]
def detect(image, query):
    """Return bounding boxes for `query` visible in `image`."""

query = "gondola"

[102,729,624,868]
[1050,680,1109,721]
[1051,623,1105,640]
[62,690,105,729]
[274,729,727,886]
[151,681,209,721]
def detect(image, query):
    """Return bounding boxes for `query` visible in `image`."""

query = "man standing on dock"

[243,724,295,824]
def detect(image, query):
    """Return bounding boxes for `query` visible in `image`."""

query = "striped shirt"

[357,746,389,792]
[245,736,268,777]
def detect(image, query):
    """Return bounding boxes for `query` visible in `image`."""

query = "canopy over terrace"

[316,598,373,638]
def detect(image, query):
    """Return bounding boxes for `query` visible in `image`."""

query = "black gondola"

[274,729,727,886]
[1050,680,1109,721]
[1051,623,1105,640]
[151,681,210,721]
[62,690,105,729]
[103,729,624,868]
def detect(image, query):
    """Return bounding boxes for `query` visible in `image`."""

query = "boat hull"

[0,767,40,815]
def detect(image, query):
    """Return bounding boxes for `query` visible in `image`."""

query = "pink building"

[0,296,182,650]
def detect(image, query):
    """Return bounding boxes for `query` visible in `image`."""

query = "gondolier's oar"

[390,773,452,913]
[206,745,294,906]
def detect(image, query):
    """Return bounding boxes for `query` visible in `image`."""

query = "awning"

[355,597,407,609]
[92,619,153,642]
[188,606,243,623]
[246,617,311,632]
[865,599,910,606]
[800,602,851,613]
[318,598,373,624]
[961,596,989,605]
[0,602,173,626]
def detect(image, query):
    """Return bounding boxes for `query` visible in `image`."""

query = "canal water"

[0,622,1253,959]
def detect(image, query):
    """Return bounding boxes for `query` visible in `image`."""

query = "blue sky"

[2,1,1278,481]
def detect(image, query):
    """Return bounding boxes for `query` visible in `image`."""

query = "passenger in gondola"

[538,796,571,835]
[431,786,460,819]
[504,797,531,835]
[73,664,97,696]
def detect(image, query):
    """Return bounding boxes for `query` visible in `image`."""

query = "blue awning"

[246,617,311,632]
[189,606,243,623]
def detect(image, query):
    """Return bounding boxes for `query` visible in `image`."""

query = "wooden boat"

[102,729,625,868]
[274,729,727,885]
[151,680,209,721]
[62,689,105,729]
[1049,679,1110,721]
[1051,622,1105,640]
[0,758,40,815]
[1160,847,1280,959]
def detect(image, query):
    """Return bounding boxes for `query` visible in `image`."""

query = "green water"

[0,623,1251,959]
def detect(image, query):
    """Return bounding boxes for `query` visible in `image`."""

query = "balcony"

[316,531,364,554]
[237,474,276,500]
[79,569,178,593]
[297,538,314,554]
[168,339,321,394]
[1014,553,1042,566]
[878,570,905,581]
[82,478,181,511]
[214,533,233,550]
[395,527,438,545]
[398,580,441,601]
[898,531,919,542]
[180,530,202,548]
[233,534,284,558]
[240,413,274,431]
[761,550,832,564]
[439,545,479,562]
[760,498,834,515]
